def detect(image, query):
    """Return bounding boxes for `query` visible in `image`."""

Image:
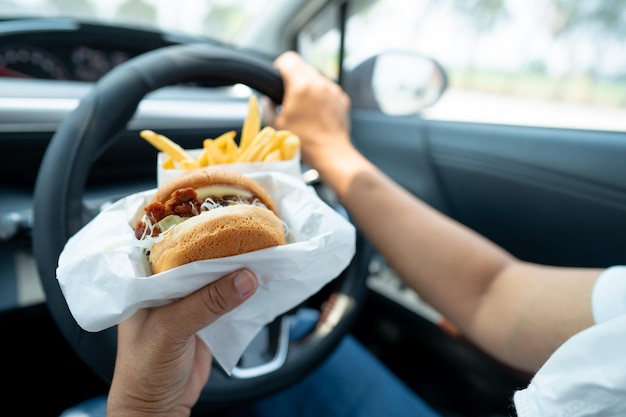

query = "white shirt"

[513,266,626,417]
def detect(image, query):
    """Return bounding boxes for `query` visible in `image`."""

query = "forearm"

[316,144,599,371]
[318,146,511,319]
[272,51,601,372]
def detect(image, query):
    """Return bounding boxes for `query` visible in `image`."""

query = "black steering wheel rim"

[33,43,366,411]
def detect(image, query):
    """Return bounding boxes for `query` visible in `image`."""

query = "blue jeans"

[236,335,442,417]
[60,312,441,417]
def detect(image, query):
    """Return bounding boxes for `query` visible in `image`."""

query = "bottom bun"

[149,204,285,274]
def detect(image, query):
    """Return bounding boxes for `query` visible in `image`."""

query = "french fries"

[281,134,301,161]
[140,95,300,170]
[239,94,261,153]
[140,130,194,164]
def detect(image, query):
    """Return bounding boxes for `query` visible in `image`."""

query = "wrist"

[312,143,374,198]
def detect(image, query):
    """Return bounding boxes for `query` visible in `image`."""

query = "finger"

[161,269,258,337]
[274,51,319,90]
[273,51,303,78]
[260,95,278,127]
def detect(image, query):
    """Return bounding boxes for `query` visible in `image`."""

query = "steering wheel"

[32,43,368,412]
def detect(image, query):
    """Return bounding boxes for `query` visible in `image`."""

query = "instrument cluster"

[0,42,133,81]
[0,18,194,82]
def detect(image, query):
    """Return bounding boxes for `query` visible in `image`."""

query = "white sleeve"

[591,265,626,323]
[513,314,626,417]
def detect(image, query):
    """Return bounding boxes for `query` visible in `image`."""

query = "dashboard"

[0,17,258,188]
[0,18,255,307]
[0,40,133,81]
[0,17,209,81]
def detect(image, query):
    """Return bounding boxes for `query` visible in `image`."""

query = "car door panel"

[351,111,626,268]
[350,111,451,213]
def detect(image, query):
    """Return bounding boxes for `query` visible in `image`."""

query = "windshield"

[0,0,268,44]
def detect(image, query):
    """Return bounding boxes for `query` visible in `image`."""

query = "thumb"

[170,269,258,336]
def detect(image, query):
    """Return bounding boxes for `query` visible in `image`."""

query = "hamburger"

[134,169,286,274]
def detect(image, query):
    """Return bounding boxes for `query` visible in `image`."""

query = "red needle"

[0,66,32,78]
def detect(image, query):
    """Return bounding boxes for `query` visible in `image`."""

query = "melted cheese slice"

[195,185,253,200]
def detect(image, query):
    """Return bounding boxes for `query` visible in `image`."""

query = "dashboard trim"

[0,17,79,35]
[0,81,252,132]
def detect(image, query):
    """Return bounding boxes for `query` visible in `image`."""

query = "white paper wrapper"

[56,158,355,374]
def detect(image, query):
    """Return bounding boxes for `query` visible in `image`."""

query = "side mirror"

[343,51,448,115]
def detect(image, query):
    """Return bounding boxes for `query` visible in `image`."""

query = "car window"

[1,0,272,44]
[298,0,626,132]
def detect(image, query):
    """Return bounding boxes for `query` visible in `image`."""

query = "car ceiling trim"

[236,0,333,54]
[284,0,339,35]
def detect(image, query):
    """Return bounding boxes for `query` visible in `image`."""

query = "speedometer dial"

[0,43,71,80]
[72,45,131,81]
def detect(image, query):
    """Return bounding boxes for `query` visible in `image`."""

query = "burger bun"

[149,204,285,274]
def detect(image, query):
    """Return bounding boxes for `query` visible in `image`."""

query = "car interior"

[2,1,625,416]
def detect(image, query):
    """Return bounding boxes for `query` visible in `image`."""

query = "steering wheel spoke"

[231,315,292,379]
